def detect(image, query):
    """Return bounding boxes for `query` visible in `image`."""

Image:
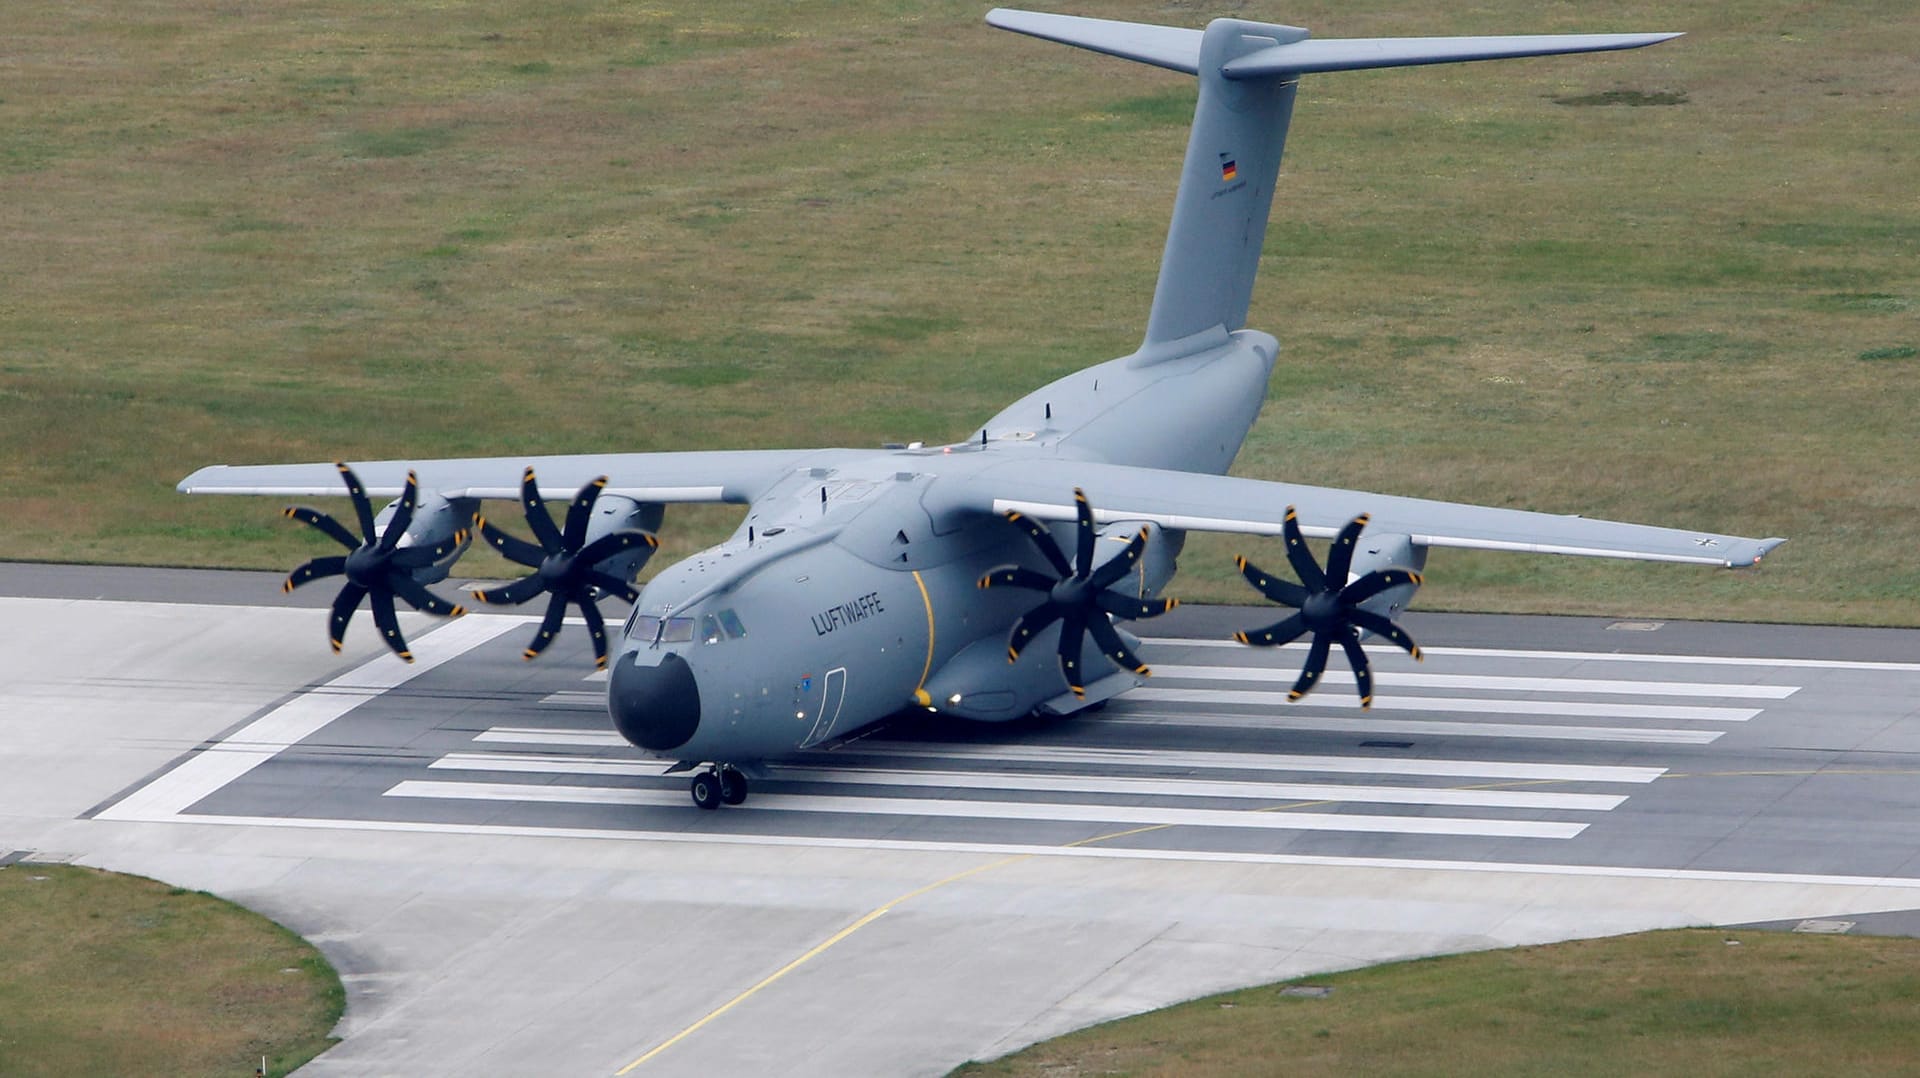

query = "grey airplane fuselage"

[607,328,1278,764]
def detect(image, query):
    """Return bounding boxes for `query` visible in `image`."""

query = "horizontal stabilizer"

[985,8,1202,73]
[1223,33,1683,78]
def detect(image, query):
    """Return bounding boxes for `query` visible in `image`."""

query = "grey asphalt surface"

[8,563,1920,1076]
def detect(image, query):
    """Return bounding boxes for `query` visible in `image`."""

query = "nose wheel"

[690,765,749,810]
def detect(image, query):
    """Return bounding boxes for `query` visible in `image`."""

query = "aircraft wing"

[178,448,866,503]
[932,458,1785,568]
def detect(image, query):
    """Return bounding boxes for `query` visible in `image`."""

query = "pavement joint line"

[613,854,1029,1075]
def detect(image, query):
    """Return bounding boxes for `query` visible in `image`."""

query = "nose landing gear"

[690,765,749,810]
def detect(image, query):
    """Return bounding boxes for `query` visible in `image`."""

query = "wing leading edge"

[932,459,1784,568]
[178,448,866,504]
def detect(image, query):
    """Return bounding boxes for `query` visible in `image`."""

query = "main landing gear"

[690,765,749,810]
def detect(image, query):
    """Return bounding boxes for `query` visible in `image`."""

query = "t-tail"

[988,10,1679,364]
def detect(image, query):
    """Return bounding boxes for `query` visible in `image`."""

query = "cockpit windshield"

[630,614,695,644]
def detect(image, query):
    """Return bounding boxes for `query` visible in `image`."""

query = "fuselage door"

[800,666,848,748]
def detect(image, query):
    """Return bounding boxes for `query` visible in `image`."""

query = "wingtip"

[1232,631,1248,644]
[1286,689,1304,702]
[522,648,539,661]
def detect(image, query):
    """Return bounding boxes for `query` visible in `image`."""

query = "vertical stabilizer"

[1142,19,1302,355]
[987,9,1680,362]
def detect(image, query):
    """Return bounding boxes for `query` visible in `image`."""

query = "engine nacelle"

[374,494,479,584]
[1345,531,1425,625]
[583,495,664,586]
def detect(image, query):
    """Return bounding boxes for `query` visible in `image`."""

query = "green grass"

[0,863,343,1076]
[953,928,1920,1077]
[0,0,1916,623]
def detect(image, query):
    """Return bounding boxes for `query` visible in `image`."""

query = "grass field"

[0,863,342,1076]
[2,1,1916,623]
[952,928,1920,1076]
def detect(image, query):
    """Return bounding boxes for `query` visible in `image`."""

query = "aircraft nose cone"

[608,651,701,752]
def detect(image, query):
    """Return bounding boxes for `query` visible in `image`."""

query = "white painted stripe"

[862,743,1668,784]
[470,727,1672,783]
[426,755,1626,811]
[1123,687,1761,723]
[1103,711,1724,745]
[127,810,1920,892]
[1151,664,1798,699]
[95,616,526,822]
[541,691,603,708]
[385,780,1588,839]
[477,727,625,747]
[1140,637,1920,672]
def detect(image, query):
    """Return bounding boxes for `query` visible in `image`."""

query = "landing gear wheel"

[690,771,722,810]
[718,766,749,806]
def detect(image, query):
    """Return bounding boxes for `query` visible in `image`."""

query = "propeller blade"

[589,571,640,604]
[1234,611,1308,648]
[977,566,1059,593]
[474,574,548,607]
[388,573,465,618]
[1007,602,1064,662]
[524,592,569,660]
[1280,507,1326,592]
[390,524,473,570]
[368,587,412,661]
[580,599,610,671]
[1001,510,1072,579]
[284,555,347,593]
[520,466,565,553]
[479,519,546,568]
[283,507,360,551]
[327,582,367,653]
[1340,568,1423,608]
[1287,632,1332,700]
[377,471,420,553]
[562,476,607,551]
[336,463,377,540]
[1324,513,1371,587]
[1071,488,1096,579]
[1234,555,1310,608]
[1348,608,1424,660]
[1057,606,1088,698]
[575,528,657,568]
[1088,527,1149,590]
[1094,592,1179,620]
[1087,615,1149,676]
[1337,627,1375,707]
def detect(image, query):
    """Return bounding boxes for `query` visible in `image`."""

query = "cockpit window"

[701,614,723,645]
[629,614,694,645]
[718,608,746,639]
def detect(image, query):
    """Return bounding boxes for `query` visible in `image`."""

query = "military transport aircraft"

[179,9,1783,809]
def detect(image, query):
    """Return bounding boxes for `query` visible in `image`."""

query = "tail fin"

[987,10,1679,361]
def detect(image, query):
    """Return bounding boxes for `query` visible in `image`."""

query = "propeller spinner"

[1233,506,1422,707]
[474,467,658,669]
[282,463,468,661]
[979,487,1178,699]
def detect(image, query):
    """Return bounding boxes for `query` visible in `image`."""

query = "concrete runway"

[5,562,1920,1076]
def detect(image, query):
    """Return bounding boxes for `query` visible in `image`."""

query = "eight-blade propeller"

[474,468,659,669]
[283,463,468,662]
[1233,506,1422,708]
[979,487,1178,699]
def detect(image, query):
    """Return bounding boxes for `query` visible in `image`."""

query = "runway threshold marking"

[1150,665,1800,698]
[423,756,1627,810]
[386,780,1588,839]
[1140,637,1920,672]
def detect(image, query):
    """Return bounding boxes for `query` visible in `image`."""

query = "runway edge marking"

[95,616,524,823]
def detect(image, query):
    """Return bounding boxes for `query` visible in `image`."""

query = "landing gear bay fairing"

[181,10,1783,808]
